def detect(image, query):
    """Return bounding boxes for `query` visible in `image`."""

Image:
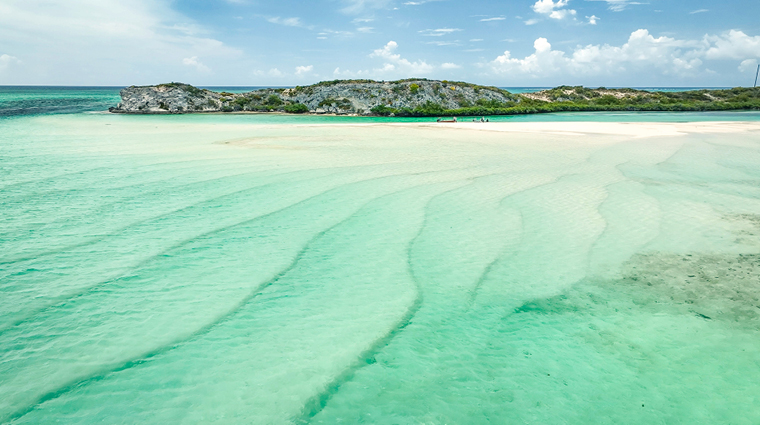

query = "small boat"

[436,117,457,123]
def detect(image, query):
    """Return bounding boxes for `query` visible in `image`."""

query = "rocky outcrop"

[110,81,760,116]
[109,79,519,115]
[109,83,225,114]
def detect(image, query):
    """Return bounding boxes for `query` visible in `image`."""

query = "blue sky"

[0,0,759,86]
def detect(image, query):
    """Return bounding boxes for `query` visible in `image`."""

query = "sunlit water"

[1,91,760,424]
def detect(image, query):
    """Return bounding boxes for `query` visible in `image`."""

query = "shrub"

[266,94,283,107]
[416,101,445,115]
[595,95,620,105]
[410,83,420,94]
[284,103,309,113]
[370,105,399,116]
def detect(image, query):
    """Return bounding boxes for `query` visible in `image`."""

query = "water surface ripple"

[1,113,759,424]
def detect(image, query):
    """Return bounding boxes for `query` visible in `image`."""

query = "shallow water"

[1,112,759,424]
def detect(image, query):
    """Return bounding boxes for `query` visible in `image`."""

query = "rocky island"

[110,79,760,117]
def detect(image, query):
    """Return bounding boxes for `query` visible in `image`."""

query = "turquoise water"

[1,92,760,424]
[0,87,121,118]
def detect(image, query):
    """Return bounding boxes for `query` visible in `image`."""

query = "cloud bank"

[0,0,240,84]
[489,29,760,83]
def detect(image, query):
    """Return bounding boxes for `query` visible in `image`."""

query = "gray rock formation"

[109,80,520,115]
[110,83,224,114]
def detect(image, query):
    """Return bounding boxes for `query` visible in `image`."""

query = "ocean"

[1,87,759,424]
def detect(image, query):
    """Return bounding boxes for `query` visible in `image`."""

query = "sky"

[0,0,759,87]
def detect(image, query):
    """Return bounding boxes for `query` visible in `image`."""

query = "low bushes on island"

[284,103,309,113]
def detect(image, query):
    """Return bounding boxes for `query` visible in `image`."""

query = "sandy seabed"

[2,116,759,424]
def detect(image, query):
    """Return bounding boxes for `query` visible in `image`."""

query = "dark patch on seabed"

[517,214,760,329]
[515,251,760,328]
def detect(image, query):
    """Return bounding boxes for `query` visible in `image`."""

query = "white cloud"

[704,30,760,60]
[340,0,393,14]
[426,41,461,46]
[690,9,709,14]
[739,59,758,73]
[317,29,355,39]
[487,29,759,79]
[532,0,566,14]
[480,17,506,22]
[550,9,577,19]
[269,68,283,77]
[441,62,461,69]
[368,41,434,76]
[587,0,643,12]
[295,65,313,75]
[419,28,463,37]
[0,0,241,84]
[403,0,445,5]
[357,26,374,33]
[182,56,210,72]
[0,54,21,72]
[587,15,599,25]
[532,0,576,20]
[266,16,306,27]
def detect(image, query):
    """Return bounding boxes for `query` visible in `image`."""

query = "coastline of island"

[109,79,760,117]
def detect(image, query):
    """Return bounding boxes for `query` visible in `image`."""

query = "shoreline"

[90,111,760,138]
[239,120,760,138]
[106,109,760,118]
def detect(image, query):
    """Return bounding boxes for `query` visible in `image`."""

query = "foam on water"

[1,113,759,424]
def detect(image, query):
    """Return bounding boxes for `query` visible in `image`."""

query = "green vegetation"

[409,83,420,94]
[266,95,283,107]
[284,103,309,113]
[312,79,377,87]
[367,86,760,117]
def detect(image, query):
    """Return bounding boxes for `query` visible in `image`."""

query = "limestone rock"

[109,79,519,115]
